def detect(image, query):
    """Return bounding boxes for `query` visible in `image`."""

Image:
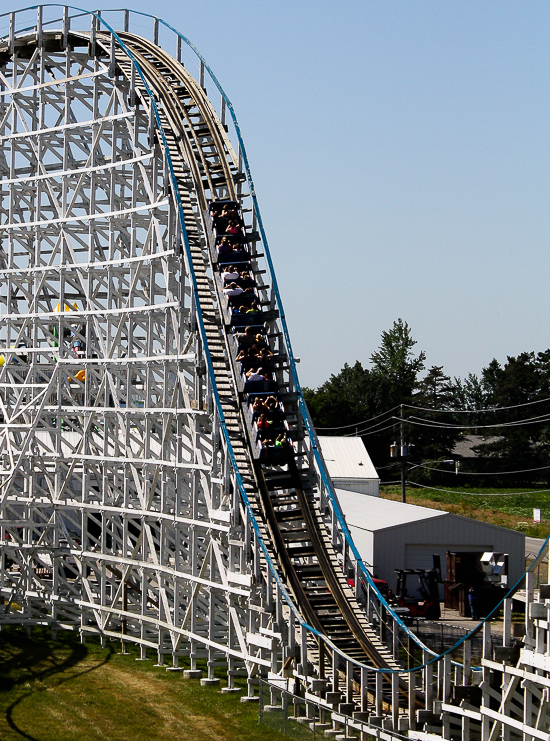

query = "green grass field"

[0,627,288,741]
[381,484,550,538]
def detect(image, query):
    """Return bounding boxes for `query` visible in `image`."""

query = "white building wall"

[333,477,379,497]
[347,524,375,574]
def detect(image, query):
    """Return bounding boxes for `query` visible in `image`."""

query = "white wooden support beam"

[361,666,368,713]
[288,608,295,660]
[90,12,96,58]
[109,35,116,78]
[253,534,260,582]
[392,621,399,660]
[424,649,433,710]
[332,649,339,692]
[442,653,451,703]
[375,670,383,717]
[346,658,353,703]
[391,671,399,730]
[9,12,15,55]
[482,620,492,741]
[36,6,43,48]
[300,622,308,679]
[463,638,471,686]
[408,669,416,730]
[526,571,535,642]
[62,6,70,49]
[503,598,512,647]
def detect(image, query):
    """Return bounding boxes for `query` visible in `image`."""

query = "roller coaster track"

[97,29,403,679]
[4,11,550,739]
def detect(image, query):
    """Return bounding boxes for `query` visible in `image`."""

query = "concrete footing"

[183,669,203,679]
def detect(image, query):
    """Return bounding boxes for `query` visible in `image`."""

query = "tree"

[370,318,425,408]
[416,365,454,410]
[411,366,460,462]
[303,361,375,432]
[305,320,428,468]
[474,352,550,483]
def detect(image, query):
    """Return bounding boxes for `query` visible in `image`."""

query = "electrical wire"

[314,395,550,433]
[315,404,401,431]
[405,413,550,431]
[342,416,400,436]
[348,411,550,437]
[406,481,550,497]
[403,395,550,414]
[407,462,550,476]
[345,421,399,437]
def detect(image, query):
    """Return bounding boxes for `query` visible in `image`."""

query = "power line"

[313,395,550,434]
[407,462,550,476]
[403,395,550,414]
[405,481,550,497]
[406,413,550,431]
[343,416,400,436]
[346,421,399,437]
[347,410,550,436]
[315,404,401,431]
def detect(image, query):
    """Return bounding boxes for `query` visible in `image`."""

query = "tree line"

[303,319,550,486]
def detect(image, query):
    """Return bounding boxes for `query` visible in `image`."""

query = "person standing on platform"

[468,586,479,621]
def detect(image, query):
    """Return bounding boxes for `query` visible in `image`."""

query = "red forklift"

[393,557,442,620]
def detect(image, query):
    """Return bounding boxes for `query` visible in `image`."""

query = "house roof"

[318,436,379,481]
[453,435,504,459]
[335,488,447,532]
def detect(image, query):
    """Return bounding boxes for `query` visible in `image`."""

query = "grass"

[0,627,288,741]
[380,484,550,538]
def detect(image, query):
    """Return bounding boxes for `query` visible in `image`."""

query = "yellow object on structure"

[55,302,78,313]
[0,355,4,367]
[68,369,86,383]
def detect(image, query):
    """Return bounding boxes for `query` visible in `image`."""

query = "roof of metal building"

[318,436,379,481]
[335,488,447,532]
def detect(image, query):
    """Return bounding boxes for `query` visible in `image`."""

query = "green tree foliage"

[450,373,485,427]
[304,318,550,486]
[411,365,460,463]
[416,365,454,410]
[473,352,550,481]
[370,318,426,408]
[305,320,427,465]
[303,361,375,431]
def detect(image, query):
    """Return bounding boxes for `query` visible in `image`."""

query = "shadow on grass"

[0,628,115,740]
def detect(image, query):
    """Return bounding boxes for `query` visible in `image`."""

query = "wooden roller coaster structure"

[0,8,548,739]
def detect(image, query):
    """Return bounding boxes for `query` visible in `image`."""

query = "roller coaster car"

[259,440,293,466]
[394,568,441,620]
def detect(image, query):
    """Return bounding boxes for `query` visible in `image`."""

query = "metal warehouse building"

[335,489,525,598]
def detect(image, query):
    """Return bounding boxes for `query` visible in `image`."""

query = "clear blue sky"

[72,2,550,387]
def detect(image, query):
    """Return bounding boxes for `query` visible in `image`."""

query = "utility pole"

[400,405,406,503]
[390,405,411,502]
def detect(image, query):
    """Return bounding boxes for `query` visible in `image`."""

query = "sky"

[31,1,550,388]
